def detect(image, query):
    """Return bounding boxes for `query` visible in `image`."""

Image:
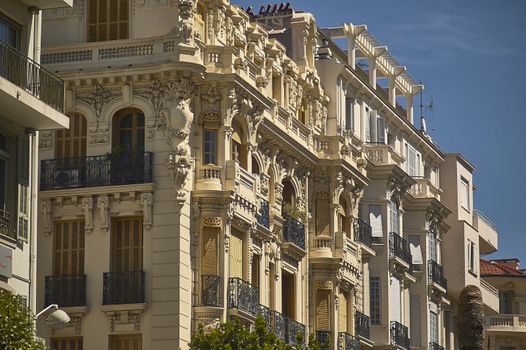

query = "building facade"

[0,0,70,315]
[36,1,499,350]
[481,259,526,350]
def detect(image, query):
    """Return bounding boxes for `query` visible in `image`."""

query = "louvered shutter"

[316,198,330,236]
[229,231,243,279]
[202,228,218,275]
[316,289,330,331]
[339,290,348,332]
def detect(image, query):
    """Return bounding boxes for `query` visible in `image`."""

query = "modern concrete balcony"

[486,314,526,333]
[364,143,404,167]
[480,278,500,313]
[473,209,498,254]
[20,0,73,9]
[408,177,441,200]
[0,41,68,130]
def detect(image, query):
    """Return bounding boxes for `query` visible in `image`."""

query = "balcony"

[316,330,331,347]
[0,209,10,237]
[227,277,259,316]
[354,218,372,248]
[45,274,86,307]
[286,318,306,345]
[390,321,410,350]
[409,177,441,200]
[283,216,305,250]
[428,260,447,290]
[338,332,361,350]
[103,271,145,305]
[258,199,270,229]
[389,232,412,266]
[473,209,498,254]
[40,152,153,191]
[486,314,526,333]
[0,41,67,130]
[256,304,305,345]
[429,342,445,350]
[364,143,404,167]
[355,311,371,340]
[201,275,222,307]
[480,278,500,313]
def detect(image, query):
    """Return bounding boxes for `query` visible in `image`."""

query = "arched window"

[338,197,351,237]
[231,122,247,170]
[112,108,145,154]
[251,155,260,175]
[298,98,307,124]
[281,179,296,217]
[55,112,87,160]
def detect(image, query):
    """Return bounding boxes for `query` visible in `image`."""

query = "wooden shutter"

[315,198,330,236]
[109,334,142,350]
[202,227,218,275]
[56,113,87,160]
[88,0,128,42]
[51,337,83,350]
[111,217,143,272]
[251,254,259,289]
[339,290,348,332]
[316,289,330,331]
[54,221,85,275]
[229,230,243,279]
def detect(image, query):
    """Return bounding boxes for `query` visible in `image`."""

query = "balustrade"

[258,199,270,229]
[0,209,10,237]
[429,342,445,350]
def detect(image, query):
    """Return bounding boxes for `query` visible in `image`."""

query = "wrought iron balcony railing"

[284,216,305,250]
[338,332,361,350]
[389,232,412,265]
[286,318,305,345]
[103,271,145,305]
[273,310,286,341]
[0,209,10,237]
[428,260,447,289]
[201,275,222,307]
[316,331,331,347]
[45,274,86,307]
[355,310,371,339]
[354,218,372,248]
[390,321,410,350]
[258,199,270,229]
[0,40,64,112]
[255,305,305,345]
[40,152,153,190]
[227,277,259,315]
[429,342,445,350]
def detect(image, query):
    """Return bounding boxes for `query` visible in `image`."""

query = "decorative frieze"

[98,196,110,232]
[140,193,153,229]
[81,197,94,233]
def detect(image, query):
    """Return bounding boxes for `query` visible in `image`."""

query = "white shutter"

[364,106,371,142]
[376,115,385,144]
[369,205,383,237]
[409,235,423,265]
[390,276,401,322]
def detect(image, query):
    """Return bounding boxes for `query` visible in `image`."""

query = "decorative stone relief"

[81,197,94,233]
[140,193,153,229]
[176,0,195,46]
[39,131,53,149]
[106,310,142,332]
[201,85,221,123]
[387,175,411,206]
[98,196,110,232]
[40,200,52,235]
[80,84,112,130]
[88,128,110,144]
[426,207,447,233]
[203,216,223,228]
[316,280,333,290]
[229,87,264,139]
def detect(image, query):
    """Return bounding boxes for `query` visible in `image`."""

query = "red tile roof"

[480,259,525,276]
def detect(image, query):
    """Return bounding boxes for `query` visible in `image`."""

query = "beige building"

[35,1,500,350]
[0,0,70,314]
[481,259,526,350]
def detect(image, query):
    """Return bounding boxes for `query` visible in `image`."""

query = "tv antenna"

[419,82,433,134]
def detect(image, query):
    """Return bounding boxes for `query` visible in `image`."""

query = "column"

[406,94,414,124]
[368,56,376,87]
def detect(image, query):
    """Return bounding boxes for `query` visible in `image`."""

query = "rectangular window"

[109,334,142,350]
[51,337,83,350]
[430,311,439,344]
[376,115,385,144]
[316,289,331,330]
[460,177,470,211]
[499,291,512,314]
[0,14,20,49]
[54,221,85,275]
[111,217,143,272]
[17,135,29,241]
[88,0,129,42]
[364,106,371,142]
[388,200,399,234]
[202,129,217,165]
[406,143,418,177]
[229,230,244,279]
[428,232,437,262]
[467,240,476,274]
[370,276,380,325]
[345,97,354,131]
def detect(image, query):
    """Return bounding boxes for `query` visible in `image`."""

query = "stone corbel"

[81,197,94,233]
[167,153,192,201]
[98,196,110,232]
[40,199,52,236]
[140,193,153,229]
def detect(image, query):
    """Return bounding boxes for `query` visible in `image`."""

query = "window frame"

[202,129,217,165]
[459,176,470,212]
[370,276,381,325]
[0,13,21,49]
[87,0,130,42]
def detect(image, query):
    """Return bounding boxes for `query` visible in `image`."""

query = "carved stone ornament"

[81,197,94,233]
[82,83,112,129]
[98,196,110,232]
[387,175,411,205]
[40,200,52,235]
[39,130,53,149]
[230,87,264,138]
[162,77,195,154]
[167,153,192,201]
[426,207,446,233]
[106,310,142,332]
[203,216,223,228]
[176,0,195,46]
[201,85,221,123]
[140,193,153,229]
[316,280,333,290]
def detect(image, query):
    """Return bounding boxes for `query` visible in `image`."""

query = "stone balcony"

[364,143,404,167]
[408,177,441,200]
[486,314,526,333]
[480,278,500,313]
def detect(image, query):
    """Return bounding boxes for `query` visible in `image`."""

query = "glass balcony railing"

[0,40,64,112]
[40,152,153,190]
[103,270,145,305]
[45,274,86,307]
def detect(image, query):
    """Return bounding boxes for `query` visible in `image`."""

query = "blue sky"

[234,0,526,263]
